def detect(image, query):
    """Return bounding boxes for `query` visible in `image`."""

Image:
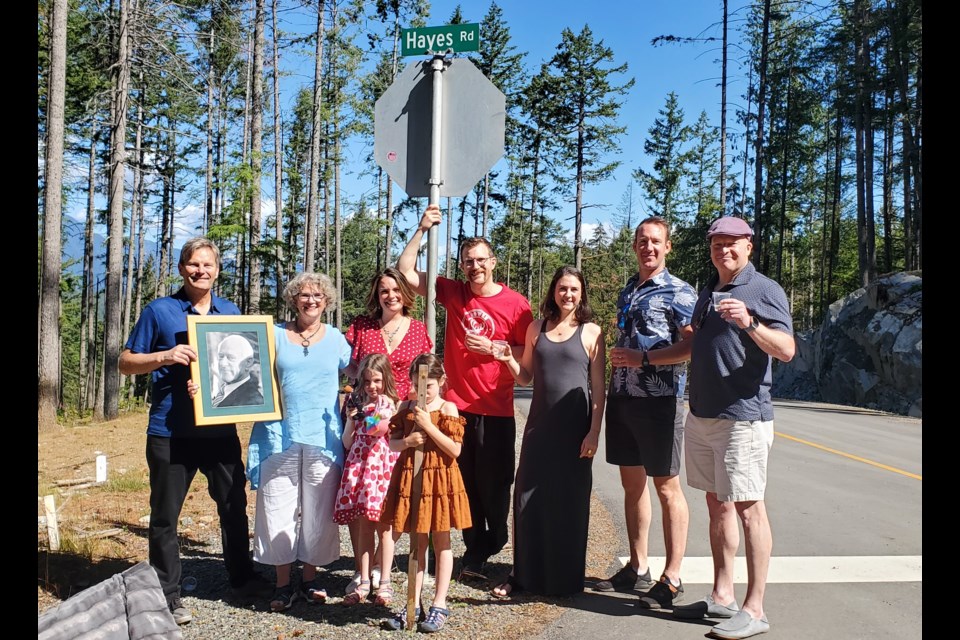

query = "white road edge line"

[618,556,922,584]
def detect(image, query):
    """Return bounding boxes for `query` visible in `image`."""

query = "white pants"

[253,443,342,567]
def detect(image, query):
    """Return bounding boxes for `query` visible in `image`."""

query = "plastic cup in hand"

[711,291,735,322]
[492,340,510,358]
[712,291,732,306]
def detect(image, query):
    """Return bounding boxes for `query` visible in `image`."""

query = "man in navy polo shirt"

[120,237,269,625]
[656,217,795,639]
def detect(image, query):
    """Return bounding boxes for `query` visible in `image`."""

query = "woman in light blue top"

[246,272,352,611]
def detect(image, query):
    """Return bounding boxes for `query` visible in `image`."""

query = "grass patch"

[98,469,149,493]
[56,528,113,559]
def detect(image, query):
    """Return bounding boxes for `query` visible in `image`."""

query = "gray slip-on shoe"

[709,610,770,639]
[674,595,740,619]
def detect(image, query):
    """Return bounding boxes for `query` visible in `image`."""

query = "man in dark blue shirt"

[653,217,795,639]
[120,238,269,625]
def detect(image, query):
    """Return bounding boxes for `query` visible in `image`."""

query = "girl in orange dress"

[380,354,471,633]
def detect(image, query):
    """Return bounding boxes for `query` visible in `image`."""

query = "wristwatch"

[744,316,760,333]
[642,350,651,367]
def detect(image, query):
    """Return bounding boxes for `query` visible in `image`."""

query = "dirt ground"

[37,413,258,612]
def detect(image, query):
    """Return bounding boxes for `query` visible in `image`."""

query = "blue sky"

[63,0,752,258]
[290,0,751,242]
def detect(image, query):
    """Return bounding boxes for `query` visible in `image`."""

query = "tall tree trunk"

[776,67,793,283]
[574,111,585,270]
[882,84,894,272]
[130,70,145,403]
[854,0,877,286]
[323,133,330,276]
[122,2,141,395]
[242,5,252,166]
[719,0,728,212]
[752,0,772,266]
[335,147,343,329]
[818,105,830,323]
[157,159,171,299]
[445,196,453,278]
[383,12,401,266]
[912,47,921,269]
[305,2,325,272]
[102,0,130,420]
[272,0,284,302]
[376,169,384,269]
[81,131,98,412]
[214,86,224,227]
[248,0,266,313]
[827,105,843,304]
[482,173,490,237]
[473,186,481,237]
[457,197,466,254]
[39,0,68,430]
[887,0,920,270]
[740,60,754,218]
[205,25,215,233]
[527,137,541,301]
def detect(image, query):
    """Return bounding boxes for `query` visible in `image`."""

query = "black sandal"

[491,574,523,600]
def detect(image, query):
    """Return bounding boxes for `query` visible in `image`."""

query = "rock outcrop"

[773,271,922,417]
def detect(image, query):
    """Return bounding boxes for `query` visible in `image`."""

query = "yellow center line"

[776,431,922,481]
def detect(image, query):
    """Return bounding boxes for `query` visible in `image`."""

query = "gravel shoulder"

[39,406,620,640]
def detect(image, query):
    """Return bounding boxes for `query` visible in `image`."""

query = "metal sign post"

[425,55,446,346]
[375,24,505,345]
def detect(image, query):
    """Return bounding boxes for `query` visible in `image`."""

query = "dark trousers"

[459,413,516,566]
[146,435,254,599]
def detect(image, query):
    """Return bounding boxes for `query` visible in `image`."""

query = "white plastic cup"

[492,340,510,358]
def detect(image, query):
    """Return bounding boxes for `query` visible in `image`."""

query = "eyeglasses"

[461,257,492,268]
[298,293,326,302]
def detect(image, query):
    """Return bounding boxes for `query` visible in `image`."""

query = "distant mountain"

[61,223,160,279]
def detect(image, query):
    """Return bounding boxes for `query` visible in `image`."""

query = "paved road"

[512,389,923,639]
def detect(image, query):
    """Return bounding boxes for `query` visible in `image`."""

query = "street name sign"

[401,23,480,56]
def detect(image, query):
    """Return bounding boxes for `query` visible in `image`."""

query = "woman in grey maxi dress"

[491,266,607,597]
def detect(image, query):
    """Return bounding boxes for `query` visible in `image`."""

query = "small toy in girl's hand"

[345,386,364,418]
[360,396,394,436]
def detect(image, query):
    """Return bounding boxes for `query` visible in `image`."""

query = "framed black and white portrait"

[187,315,282,425]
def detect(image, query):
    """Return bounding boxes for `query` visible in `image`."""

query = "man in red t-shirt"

[398,204,533,580]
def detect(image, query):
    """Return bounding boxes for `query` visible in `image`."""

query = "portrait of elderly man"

[210,333,263,408]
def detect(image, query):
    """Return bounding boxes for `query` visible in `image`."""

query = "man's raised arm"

[397,204,442,298]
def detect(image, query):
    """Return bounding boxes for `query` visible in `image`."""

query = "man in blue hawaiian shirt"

[594,216,696,611]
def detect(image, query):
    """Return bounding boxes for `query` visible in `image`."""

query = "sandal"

[491,574,523,600]
[374,581,394,606]
[418,606,450,633]
[342,579,370,606]
[300,578,327,604]
[638,574,684,610]
[382,605,425,631]
[269,584,297,612]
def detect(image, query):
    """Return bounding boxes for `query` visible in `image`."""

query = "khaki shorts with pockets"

[684,413,774,502]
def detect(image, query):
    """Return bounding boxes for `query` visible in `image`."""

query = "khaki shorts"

[684,413,774,502]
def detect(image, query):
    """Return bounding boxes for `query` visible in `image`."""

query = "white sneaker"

[371,566,382,590]
[345,571,361,595]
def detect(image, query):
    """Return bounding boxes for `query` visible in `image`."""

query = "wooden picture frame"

[187,315,282,425]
